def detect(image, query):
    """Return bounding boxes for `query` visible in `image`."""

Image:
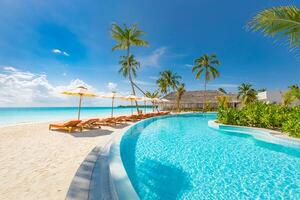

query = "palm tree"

[156,70,181,94]
[216,95,229,109]
[218,87,227,94]
[111,23,148,112]
[237,83,257,106]
[145,91,160,112]
[119,55,140,78]
[248,6,300,48]
[282,91,296,106]
[288,84,300,100]
[175,83,185,112]
[192,54,220,110]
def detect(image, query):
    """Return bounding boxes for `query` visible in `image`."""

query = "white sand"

[0,121,122,200]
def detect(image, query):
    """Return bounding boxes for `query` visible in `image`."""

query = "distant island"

[118,105,155,108]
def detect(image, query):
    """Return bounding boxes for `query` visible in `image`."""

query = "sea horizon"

[0,106,154,126]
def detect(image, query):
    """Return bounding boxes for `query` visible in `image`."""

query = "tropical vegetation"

[248,6,300,48]
[192,54,220,110]
[145,91,160,112]
[111,23,148,112]
[237,83,257,106]
[175,83,186,112]
[156,70,185,112]
[218,101,300,138]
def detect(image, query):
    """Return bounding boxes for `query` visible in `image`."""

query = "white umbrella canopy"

[152,98,162,103]
[160,98,170,102]
[121,95,142,115]
[139,97,153,114]
[62,86,97,120]
[100,92,124,117]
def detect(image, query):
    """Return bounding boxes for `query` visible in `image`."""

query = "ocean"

[0,107,154,126]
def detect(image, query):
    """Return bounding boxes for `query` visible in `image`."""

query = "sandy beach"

[0,120,124,200]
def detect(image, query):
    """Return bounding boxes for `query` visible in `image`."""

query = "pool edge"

[208,120,300,149]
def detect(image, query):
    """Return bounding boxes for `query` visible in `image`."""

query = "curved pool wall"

[114,113,300,200]
[208,120,300,150]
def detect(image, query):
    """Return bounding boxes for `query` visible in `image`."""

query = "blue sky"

[0,0,300,106]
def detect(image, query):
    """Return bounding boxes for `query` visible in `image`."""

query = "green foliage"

[192,54,220,81]
[218,101,300,138]
[156,70,182,94]
[111,23,149,51]
[237,83,257,106]
[283,90,296,106]
[119,55,140,78]
[248,6,300,48]
[204,101,213,112]
[216,95,229,109]
[282,106,300,137]
[289,84,300,100]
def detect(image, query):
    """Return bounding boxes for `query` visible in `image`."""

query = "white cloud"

[106,82,118,91]
[52,49,70,56]
[0,67,100,106]
[135,80,156,87]
[149,76,158,80]
[185,64,193,68]
[139,47,166,67]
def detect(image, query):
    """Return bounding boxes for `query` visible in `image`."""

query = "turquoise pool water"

[120,113,300,200]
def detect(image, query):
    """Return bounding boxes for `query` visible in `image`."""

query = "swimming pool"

[120,113,300,199]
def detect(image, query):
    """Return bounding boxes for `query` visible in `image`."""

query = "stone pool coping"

[208,120,300,149]
[65,120,142,200]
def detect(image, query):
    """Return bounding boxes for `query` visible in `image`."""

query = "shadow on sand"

[50,123,131,138]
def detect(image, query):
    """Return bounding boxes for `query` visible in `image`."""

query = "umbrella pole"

[78,95,82,120]
[144,101,146,114]
[111,97,114,118]
[131,100,133,115]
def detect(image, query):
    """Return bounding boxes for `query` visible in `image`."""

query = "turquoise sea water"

[120,113,300,200]
[0,107,153,126]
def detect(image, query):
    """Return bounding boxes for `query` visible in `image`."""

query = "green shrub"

[282,106,300,137]
[217,102,300,138]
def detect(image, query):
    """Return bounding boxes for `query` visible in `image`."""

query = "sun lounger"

[79,118,101,129]
[95,117,117,126]
[49,120,82,133]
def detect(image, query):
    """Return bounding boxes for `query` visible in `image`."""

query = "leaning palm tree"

[192,54,220,110]
[156,70,181,94]
[111,23,148,112]
[176,83,186,112]
[248,6,300,48]
[237,83,257,106]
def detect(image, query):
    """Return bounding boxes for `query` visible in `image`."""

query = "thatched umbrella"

[62,86,97,120]
[100,92,124,117]
[122,95,141,115]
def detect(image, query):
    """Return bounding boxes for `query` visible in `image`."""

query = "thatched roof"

[163,90,239,104]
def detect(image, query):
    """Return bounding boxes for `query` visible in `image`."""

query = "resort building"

[257,91,283,104]
[161,90,239,110]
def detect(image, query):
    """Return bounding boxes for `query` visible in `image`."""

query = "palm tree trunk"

[127,45,139,113]
[203,79,207,112]
[176,96,180,113]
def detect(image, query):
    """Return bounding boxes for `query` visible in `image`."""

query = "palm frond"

[248,6,300,47]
